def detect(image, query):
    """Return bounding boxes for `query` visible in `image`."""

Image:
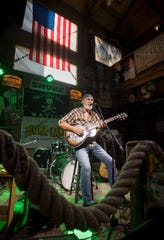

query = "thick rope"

[0,129,164,231]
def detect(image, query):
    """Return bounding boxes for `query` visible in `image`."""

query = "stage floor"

[0,175,131,240]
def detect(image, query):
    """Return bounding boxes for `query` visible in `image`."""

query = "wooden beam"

[81,0,88,14]
[89,0,105,15]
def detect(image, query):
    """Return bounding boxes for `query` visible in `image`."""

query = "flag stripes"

[29,1,72,71]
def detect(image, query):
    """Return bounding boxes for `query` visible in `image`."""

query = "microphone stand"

[93,103,122,240]
[93,103,117,186]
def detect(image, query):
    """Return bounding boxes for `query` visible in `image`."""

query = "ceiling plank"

[89,0,105,15]
[114,0,144,33]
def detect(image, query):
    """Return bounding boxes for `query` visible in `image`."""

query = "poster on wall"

[113,54,136,86]
[23,88,69,118]
[95,36,122,67]
[20,116,64,148]
[134,32,164,73]
[0,86,23,125]
[121,55,136,81]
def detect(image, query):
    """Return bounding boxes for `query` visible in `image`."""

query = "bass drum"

[33,147,51,169]
[50,154,78,191]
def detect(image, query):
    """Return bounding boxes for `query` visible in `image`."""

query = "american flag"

[29,0,72,71]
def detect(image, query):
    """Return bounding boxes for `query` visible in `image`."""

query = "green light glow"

[0,68,4,75]
[68,229,93,239]
[45,74,54,83]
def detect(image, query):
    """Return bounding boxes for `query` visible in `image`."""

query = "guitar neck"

[105,116,117,124]
[104,113,128,124]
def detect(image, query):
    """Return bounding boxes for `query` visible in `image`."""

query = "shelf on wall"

[111,62,164,95]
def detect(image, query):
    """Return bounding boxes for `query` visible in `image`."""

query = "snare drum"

[50,154,78,190]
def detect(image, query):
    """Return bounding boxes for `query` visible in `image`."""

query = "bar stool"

[69,158,81,203]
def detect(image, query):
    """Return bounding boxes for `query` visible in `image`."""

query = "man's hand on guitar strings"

[73,126,84,136]
[98,119,106,128]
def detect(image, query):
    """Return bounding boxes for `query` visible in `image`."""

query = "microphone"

[90,103,97,106]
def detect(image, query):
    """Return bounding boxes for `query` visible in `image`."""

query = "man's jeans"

[75,142,117,206]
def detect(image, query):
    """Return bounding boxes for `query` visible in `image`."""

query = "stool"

[75,160,81,204]
[69,158,81,203]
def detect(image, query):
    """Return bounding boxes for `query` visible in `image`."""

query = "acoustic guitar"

[99,162,109,179]
[65,112,128,148]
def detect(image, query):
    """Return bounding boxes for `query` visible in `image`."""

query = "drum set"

[33,137,78,191]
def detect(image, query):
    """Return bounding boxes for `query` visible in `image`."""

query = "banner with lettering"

[20,116,64,148]
[23,87,69,118]
[134,32,164,73]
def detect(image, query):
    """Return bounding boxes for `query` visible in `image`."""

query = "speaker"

[33,148,51,169]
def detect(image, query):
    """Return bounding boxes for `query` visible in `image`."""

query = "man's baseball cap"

[81,93,94,100]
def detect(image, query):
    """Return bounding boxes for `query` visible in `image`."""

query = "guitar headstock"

[115,112,128,120]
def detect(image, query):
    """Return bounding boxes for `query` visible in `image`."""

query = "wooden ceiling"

[61,0,164,53]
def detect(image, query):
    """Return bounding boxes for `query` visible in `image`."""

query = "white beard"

[84,104,93,110]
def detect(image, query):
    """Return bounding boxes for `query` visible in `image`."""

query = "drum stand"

[49,157,65,194]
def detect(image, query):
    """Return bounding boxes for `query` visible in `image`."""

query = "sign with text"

[2,75,22,88]
[30,80,65,94]
[20,116,64,148]
[134,33,164,73]
[23,88,69,118]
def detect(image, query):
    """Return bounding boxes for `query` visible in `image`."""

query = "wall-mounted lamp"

[45,75,54,83]
[154,24,160,31]
[70,89,82,100]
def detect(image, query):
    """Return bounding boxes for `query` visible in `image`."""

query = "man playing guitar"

[58,93,117,207]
